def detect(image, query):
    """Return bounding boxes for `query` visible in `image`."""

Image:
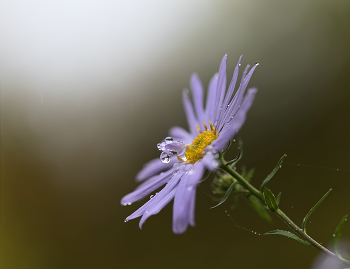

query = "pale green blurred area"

[1,0,350,268]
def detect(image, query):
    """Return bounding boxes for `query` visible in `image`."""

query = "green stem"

[219,154,349,266]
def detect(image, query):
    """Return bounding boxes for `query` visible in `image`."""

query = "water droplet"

[233,139,236,142]
[157,143,162,150]
[279,165,282,168]
[310,221,312,223]
[298,164,300,166]
[150,195,154,199]
[291,206,293,209]
[337,169,339,171]
[169,150,177,155]
[187,186,193,191]
[123,203,127,206]
[212,160,219,167]
[173,170,178,175]
[333,234,335,237]
[124,220,128,223]
[160,152,171,163]
[238,63,241,67]
[255,61,259,65]
[165,137,173,143]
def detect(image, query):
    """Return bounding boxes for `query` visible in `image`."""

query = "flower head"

[121,55,258,233]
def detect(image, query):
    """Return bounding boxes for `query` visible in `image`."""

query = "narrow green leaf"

[260,154,287,191]
[211,182,240,209]
[226,140,243,166]
[245,168,255,183]
[263,188,279,211]
[302,189,332,232]
[247,195,271,222]
[276,192,281,206]
[222,139,233,154]
[334,214,348,259]
[264,230,311,245]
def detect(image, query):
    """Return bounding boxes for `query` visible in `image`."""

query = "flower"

[121,55,258,234]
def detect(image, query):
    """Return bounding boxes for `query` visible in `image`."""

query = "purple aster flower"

[121,54,258,234]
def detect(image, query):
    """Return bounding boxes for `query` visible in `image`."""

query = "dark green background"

[1,0,349,268]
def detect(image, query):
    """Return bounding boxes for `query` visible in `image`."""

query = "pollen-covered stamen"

[203,121,208,131]
[209,120,216,132]
[185,121,218,164]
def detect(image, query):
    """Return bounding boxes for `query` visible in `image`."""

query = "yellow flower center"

[182,121,218,164]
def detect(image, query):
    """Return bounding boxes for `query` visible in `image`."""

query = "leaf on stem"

[245,168,255,183]
[247,195,271,222]
[264,230,311,245]
[263,188,279,212]
[302,189,332,233]
[334,214,348,259]
[260,154,287,191]
[276,192,281,206]
[210,182,240,209]
[226,140,243,166]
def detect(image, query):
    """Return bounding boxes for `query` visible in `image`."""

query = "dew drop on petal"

[238,63,241,67]
[165,137,173,143]
[157,143,162,150]
[160,152,171,163]
[150,195,154,199]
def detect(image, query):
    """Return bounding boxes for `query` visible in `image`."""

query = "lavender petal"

[121,169,173,205]
[172,162,204,234]
[217,55,242,129]
[202,152,220,171]
[214,55,227,128]
[183,90,199,136]
[214,88,257,151]
[205,74,218,124]
[190,74,205,128]
[135,158,176,182]
[139,172,183,228]
[219,63,258,130]
[169,126,193,144]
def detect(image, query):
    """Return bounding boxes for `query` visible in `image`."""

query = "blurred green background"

[1,0,350,268]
